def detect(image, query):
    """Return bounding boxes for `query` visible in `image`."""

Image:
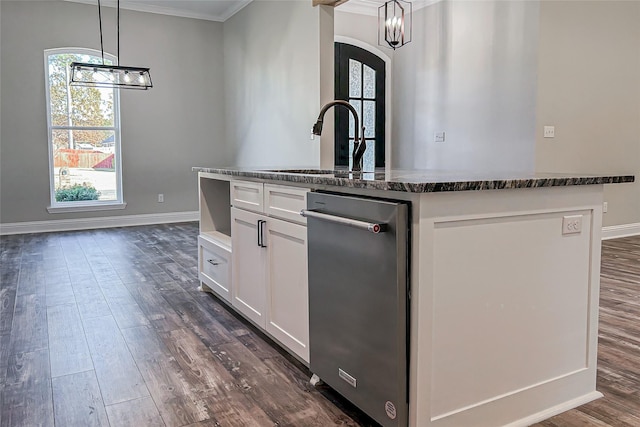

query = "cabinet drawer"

[264,184,309,225]
[198,236,232,302]
[231,180,264,213]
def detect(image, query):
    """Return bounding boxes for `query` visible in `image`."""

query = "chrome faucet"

[312,100,366,172]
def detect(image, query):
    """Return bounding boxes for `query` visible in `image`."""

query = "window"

[335,43,386,171]
[44,48,124,212]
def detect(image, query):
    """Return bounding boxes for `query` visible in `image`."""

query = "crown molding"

[337,0,439,17]
[62,0,253,22]
[218,0,253,22]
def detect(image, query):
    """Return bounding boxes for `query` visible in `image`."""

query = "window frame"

[44,47,126,213]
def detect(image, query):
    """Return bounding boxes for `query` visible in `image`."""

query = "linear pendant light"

[70,0,152,90]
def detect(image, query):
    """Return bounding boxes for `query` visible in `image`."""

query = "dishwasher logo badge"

[385,401,397,420]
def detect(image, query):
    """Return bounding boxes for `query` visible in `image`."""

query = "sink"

[261,169,337,175]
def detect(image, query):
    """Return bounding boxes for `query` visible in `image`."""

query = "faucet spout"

[312,100,366,172]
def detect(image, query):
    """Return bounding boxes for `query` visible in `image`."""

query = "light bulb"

[386,18,392,28]
[124,72,131,83]
[391,16,398,28]
[138,73,146,85]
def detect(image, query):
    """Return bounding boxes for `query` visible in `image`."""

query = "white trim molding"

[0,211,198,236]
[602,222,640,240]
[47,202,127,214]
[503,391,603,427]
[63,0,253,22]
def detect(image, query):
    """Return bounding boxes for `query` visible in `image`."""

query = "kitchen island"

[192,167,633,427]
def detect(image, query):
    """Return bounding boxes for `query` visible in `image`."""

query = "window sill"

[47,202,127,214]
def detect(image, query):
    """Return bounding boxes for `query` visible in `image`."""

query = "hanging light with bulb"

[378,0,412,50]
[69,0,152,90]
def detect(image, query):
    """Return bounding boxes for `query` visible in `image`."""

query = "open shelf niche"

[199,176,232,250]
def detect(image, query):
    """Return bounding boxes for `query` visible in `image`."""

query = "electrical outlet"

[434,131,445,143]
[544,126,555,138]
[603,202,608,213]
[562,215,582,235]
[158,193,164,203]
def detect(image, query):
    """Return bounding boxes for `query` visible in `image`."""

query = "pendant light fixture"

[378,0,412,50]
[70,0,152,90]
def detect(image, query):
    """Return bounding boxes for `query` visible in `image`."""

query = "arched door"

[335,43,386,170]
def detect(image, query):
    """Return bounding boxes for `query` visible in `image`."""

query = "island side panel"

[410,185,604,427]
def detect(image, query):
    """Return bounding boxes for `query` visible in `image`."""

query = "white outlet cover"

[562,215,582,235]
[544,126,555,138]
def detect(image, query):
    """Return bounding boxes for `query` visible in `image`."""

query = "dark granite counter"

[192,167,634,193]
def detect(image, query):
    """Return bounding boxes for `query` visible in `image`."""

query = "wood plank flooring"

[0,224,638,426]
[0,223,375,427]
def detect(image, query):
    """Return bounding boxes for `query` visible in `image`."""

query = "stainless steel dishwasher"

[303,191,410,427]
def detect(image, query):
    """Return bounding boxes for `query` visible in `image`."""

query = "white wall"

[535,0,640,227]
[223,0,325,168]
[334,9,383,54]
[0,0,227,224]
[392,0,539,172]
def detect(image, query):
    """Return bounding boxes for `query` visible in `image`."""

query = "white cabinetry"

[230,180,310,362]
[200,175,310,362]
[265,218,309,361]
[197,176,232,302]
[198,236,232,302]
[231,207,268,327]
[230,205,309,361]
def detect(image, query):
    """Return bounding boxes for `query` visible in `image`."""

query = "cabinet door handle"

[207,259,221,266]
[257,220,267,248]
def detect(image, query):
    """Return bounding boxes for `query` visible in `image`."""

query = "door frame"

[334,36,392,170]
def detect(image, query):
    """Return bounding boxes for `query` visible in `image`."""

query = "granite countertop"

[192,166,635,193]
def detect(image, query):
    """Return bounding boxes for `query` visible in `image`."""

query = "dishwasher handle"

[300,209,386,234]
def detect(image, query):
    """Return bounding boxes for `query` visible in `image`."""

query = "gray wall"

[391,0,539,172]
[334,9,383,54]
[0,0,227,224]
[535,0,640,227]
[223,0,322,168]
[337,1,639,227]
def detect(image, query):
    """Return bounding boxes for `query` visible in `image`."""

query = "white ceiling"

[62,0,436,22]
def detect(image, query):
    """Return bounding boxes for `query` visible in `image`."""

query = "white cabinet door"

[231,207,267,328]
[265,218,309,362]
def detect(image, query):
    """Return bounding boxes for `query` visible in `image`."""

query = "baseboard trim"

[504,391,603,427]
[0,211,199,235]
[602,222,640,240]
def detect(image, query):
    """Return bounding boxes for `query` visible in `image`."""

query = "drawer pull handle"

[207,259,221,266]
[257,220,267,248]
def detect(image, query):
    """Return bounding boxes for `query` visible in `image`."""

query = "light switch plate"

[434,131,445,143]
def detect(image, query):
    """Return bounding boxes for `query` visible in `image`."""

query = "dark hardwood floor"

[0,223,377,427]
[0,224,638,426]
